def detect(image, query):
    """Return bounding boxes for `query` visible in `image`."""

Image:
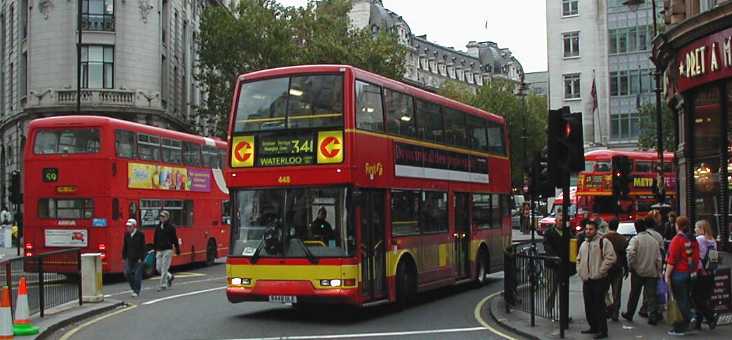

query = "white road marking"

[141,286,225,305]
[59,304,138,340]
[218,327,487,340]
[473,291,520,340]
[104,276,226,297]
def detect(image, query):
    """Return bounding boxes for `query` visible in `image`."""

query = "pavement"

[488,249,732,339]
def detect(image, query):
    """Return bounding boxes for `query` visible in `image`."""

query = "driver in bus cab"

[310,207,338,247]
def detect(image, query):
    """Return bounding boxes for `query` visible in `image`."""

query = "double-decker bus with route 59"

[23,116,231,275]
[225,65,512,307]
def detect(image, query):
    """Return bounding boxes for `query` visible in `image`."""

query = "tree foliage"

[196,0,407,137]
[438,79,548,187]
[637,103,675,152]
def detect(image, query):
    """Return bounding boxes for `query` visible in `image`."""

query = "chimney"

[466,41,480,58]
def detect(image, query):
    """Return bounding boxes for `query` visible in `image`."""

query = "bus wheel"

[476,249,489,286]
[395,260,415,309]
[206,239,217,266]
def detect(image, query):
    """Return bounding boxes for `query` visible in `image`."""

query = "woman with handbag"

[664,216,700,336]
[692,220,719,330]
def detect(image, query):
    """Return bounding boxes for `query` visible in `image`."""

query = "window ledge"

[563,55,581,60]
[561,14,580,19]
[564,97,582,102]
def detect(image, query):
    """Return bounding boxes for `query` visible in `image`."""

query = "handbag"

[666,297,684,325]
[656,278,668,305]
[144,251,155,269]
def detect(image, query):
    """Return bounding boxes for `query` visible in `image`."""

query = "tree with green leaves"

[196,0,407,137]
[637,103,675,151]
[438,79,548,187]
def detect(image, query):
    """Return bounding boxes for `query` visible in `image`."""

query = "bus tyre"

[476,249,489,286]
[206,239,217,266]
[395,261,415,309]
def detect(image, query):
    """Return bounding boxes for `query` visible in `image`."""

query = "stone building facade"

[349,0,524,92]
[0,0,212,208]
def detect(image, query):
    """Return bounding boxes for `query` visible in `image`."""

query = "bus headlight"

[320,279,342,287]
[230,277,251,286]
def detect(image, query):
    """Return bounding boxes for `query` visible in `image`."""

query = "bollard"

[81,253,104,302]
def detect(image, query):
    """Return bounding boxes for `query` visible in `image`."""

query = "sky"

[275,0,548,73]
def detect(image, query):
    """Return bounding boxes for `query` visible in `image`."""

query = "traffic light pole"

[560,174,571,337]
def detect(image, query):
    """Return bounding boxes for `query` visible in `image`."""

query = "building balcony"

[82,14,114,32]
[25,88,162,113]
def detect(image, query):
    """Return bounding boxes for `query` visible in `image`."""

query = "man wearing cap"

[122,219,145,297]
[154,210,180,291]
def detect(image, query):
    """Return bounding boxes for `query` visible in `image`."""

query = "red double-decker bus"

[225,65,512,307]
[576,150,675,223]
[23,116,231,274]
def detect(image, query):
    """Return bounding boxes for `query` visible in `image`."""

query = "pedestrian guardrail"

[0,248,82,317]
[504,241,561,323]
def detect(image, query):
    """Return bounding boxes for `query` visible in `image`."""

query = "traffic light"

[612,155,632,199]
[548,107,585,187]
[9,171,21,205]
[528,148,555,199]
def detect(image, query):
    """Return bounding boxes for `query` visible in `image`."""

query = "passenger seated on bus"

[309,207,338,247]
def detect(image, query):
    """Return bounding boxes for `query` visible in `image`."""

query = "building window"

[610,69,653,96]
[563,73,580,99]
[9,63,13,110]
[563,31,580,58]
[81,46,114,89]
[162,0,169,46]
[610,112,640,139]
[562,0,578,16]
[81,0,114,31]
[9,5,14,55]
[609,26,652,54]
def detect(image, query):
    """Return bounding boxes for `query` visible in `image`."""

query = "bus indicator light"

[232,136,255,168]
[317,131,343,164]
[56,186,77,193]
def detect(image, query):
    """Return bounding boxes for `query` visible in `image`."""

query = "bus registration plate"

[268,295,297,304]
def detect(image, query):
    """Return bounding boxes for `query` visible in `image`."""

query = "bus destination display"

[257,132,316,167]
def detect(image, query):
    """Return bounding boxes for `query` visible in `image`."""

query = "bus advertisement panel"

[24,116,231,274]
[225,65,512,307]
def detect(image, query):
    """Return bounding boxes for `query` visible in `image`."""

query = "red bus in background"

[225,65,512,307]
[24,116,231,274]
[576,150,675,223]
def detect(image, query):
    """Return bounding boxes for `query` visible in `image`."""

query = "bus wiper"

[250,240,265,264]
[296,239,319,264]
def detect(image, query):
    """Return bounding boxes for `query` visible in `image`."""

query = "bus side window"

[222,201,231,225]
[128,201,138,221]
[115,130,136,158]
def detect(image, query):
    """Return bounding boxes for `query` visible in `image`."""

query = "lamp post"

[517,82,529,195]
[624,0,665,206]
[77,0,83,114]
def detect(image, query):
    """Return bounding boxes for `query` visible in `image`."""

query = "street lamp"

[517,81,529,194]
[624,0,666,206]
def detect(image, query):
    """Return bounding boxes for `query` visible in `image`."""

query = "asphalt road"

[45,260,513,340]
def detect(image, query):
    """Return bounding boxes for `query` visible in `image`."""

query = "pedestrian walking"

[0,206,11,248]
[576,220,617,339]
[122,219,145,297]
[520,202,530,234]
[663,211,678,241]
[692,220,719,330]
[622,219,663,324]
[154,210,181,291]
[543,214,564,315]
[592,213,609,235]
[665,216,700,336]
[603,219,627,321]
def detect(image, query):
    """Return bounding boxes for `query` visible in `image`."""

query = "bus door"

[358,189,386,301]
[454,193,471,279]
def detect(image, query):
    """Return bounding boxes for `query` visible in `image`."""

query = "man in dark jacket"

[154,210,180,291]
[122,219,145,297]
[603,219,628,321]
[543,214,564,315]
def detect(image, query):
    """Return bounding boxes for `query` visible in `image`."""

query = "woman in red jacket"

[664,216,700,336]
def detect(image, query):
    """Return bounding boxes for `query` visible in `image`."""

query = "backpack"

[703,240,720,273]
[599,236,620,273]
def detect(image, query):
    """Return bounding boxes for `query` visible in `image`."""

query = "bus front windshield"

[33,128,101,154]
[231,187,354,258]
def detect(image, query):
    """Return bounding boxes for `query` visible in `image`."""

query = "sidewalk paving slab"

[489,271,732,339]
[31,299,125,340]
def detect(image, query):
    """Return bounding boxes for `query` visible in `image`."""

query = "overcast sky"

[275,0,548,73]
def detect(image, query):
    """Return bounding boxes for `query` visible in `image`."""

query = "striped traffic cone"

[0,286,12,339]
[12,277,38,336]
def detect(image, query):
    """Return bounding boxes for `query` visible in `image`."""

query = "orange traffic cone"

[13,277,38,335]
[0,287,12,339]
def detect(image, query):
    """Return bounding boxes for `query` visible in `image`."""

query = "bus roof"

[235,64,506,125]
[28,115,226,147]
[584,149,674,161]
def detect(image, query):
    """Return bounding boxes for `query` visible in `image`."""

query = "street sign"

[712,267,732,325]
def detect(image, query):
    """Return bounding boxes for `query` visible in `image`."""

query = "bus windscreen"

[33,128,101,154]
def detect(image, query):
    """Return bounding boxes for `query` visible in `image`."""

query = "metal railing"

[504,242,561,323]
[0,249,82,318]
[81,14,115,31]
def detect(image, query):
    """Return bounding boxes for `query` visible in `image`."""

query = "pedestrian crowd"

[122,210,181,297]
[568,210,721,338]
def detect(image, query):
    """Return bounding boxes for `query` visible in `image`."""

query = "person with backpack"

[692,220,719,330]
[576,220,617,339]
[622,219,663,325]
[603,219,628,321]
[665,216,700,336]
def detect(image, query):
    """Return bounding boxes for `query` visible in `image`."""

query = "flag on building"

[590,75,598,113]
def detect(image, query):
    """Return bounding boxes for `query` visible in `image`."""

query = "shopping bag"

[144,251,155,270]
[666,298,683,325]
[656,279,668,305]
